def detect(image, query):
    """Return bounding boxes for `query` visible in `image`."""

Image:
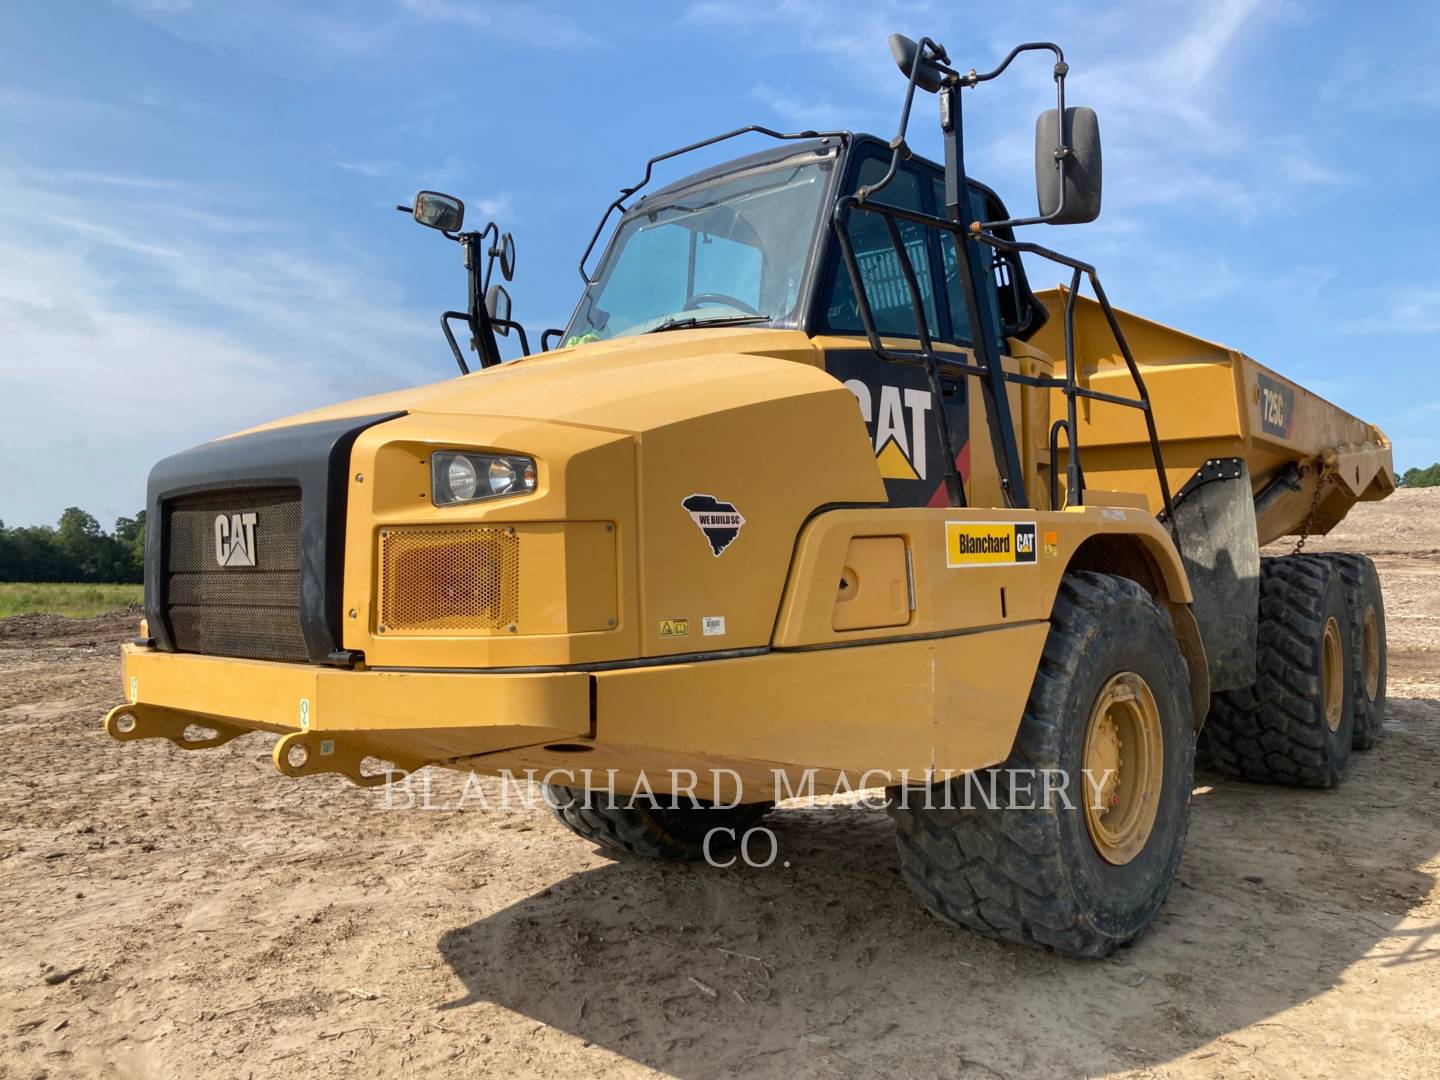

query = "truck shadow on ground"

[436,696,1439,1078]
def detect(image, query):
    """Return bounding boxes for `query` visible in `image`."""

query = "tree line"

[1399,463,1440,488]
[0,509,145,583]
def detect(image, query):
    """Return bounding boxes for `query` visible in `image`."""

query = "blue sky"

[1,0,1437,528]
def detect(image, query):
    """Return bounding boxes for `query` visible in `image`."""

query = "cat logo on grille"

[214,512,258,567]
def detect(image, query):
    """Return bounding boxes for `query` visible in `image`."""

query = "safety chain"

[1291,459,1327,556]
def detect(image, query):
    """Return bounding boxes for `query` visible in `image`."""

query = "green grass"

[0,582,144,619]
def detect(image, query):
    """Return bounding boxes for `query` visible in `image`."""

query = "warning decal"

[945,522,1038,569]
[659,618,689,638]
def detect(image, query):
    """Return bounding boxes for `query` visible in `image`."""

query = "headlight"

[432,452,536,506]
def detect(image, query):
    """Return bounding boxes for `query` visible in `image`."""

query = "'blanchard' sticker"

[682,494,746,557]
[945,521,1038,568]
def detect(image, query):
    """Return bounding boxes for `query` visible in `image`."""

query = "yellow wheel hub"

[1082,672,1164,866]
[1362,605,1380,703]
[1322,615,1344,732]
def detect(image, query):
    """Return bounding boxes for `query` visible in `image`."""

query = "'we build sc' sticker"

[945,521,1037,569]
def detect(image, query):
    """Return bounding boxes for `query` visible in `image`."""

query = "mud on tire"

[1204,555,1354,786]
[1313,553,1387,750]
[887,572,1195,958]
[545,785,771,862]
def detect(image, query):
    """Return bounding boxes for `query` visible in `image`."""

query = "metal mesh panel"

[165,487,308,663]
[378,526,520,633]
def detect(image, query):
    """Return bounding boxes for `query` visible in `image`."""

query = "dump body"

[1030,288,1395,546]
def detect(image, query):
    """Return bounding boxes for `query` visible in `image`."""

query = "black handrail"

[830,194,1182,556]
[973,225,1179,553]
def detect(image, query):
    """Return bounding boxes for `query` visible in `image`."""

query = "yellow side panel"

[633,382,885,657]
[775,508,1052,647]
[594,626,1049,778]
[775,505,1192,649]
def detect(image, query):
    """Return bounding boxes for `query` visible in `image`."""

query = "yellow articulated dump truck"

[106,33,1393,956]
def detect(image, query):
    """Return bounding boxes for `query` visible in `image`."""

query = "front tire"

[545,785,770,862]
[888,572,1194,958]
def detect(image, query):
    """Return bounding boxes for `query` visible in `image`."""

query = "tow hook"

[272,731,428,788]
[104,703,249,750]
[104,704,429,788]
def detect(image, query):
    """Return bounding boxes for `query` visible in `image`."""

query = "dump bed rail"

[1028,289,1395,546]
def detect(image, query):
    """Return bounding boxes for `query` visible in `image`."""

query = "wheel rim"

[1362,605,1380,703]
[1082,672,1164,866]
[1322,615,1344,732]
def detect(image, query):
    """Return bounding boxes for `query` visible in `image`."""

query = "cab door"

[810,147,995,508]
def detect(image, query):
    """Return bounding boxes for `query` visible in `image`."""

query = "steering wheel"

[683,292,761,316]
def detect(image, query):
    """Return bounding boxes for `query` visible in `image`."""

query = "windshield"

[563,153,834,346]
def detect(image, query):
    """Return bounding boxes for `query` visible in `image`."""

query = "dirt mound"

[1302,486,1440,555]
[0,608,139,648]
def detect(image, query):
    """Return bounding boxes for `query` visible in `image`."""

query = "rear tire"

[1315,553,1386,750]
[545,785,770,862]
[1204,555,1354,786]
[887,572,1194,958]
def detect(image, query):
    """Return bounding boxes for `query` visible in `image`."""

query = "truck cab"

[562,135,1051,512]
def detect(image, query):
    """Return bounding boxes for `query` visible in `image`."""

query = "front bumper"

[111,644,591,784]
[108,618,1049,797]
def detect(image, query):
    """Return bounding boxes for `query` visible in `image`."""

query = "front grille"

[164,487,308,662]
[378,526,520,633]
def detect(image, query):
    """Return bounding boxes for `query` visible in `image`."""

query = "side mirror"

[485,284,512,334]
[499,232,516,281]
[1035,107,1102,224]
[413,190,464,232]
[888,33,947,94]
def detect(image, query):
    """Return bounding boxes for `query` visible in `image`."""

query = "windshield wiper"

[645,314,770,335]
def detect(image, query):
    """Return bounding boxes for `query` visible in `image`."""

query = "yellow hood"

[240,326,826,437]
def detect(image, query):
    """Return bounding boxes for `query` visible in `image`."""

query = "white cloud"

[747,84,858,132]
[334,158,402,179]
[0,165,442,526]
[1391,287,1440,333]
[399,0,602,49]
[0,244,340,528]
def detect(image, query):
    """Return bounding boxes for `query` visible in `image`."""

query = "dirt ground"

[1,490,1437,1079]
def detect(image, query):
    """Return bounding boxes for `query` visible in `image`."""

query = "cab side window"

[933,179,1001,351]
[824,156,939,338]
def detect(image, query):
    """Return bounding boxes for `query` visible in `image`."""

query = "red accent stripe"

[926,441,971,507]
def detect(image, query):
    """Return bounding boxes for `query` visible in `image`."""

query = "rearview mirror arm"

[462,232,503,370]
[859,36,957,205]
[959,41,1073,230]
